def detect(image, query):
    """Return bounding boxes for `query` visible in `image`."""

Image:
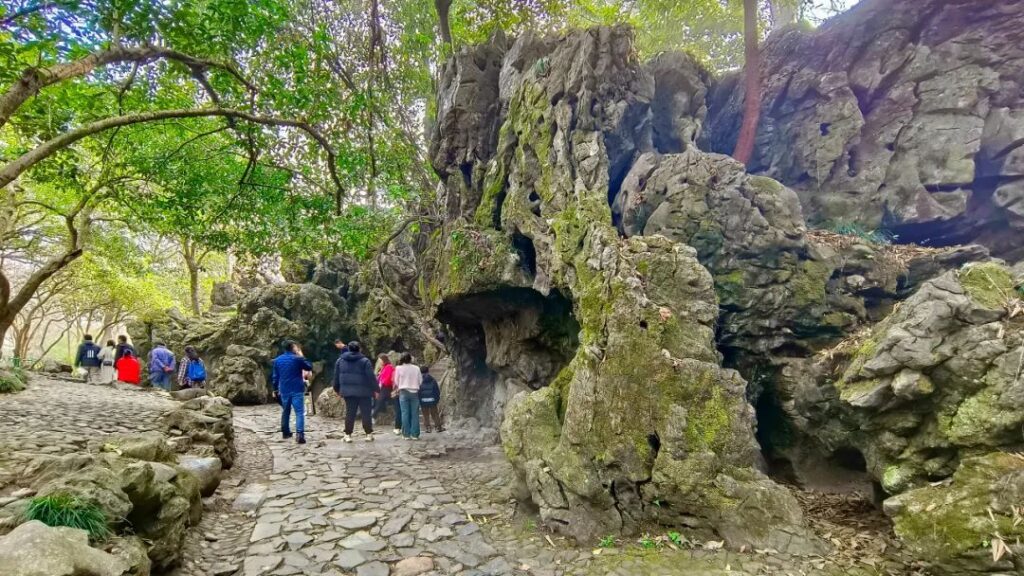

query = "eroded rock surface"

[706,0,1024,259]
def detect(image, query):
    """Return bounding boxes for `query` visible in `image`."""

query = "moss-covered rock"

[885,452,1024,574]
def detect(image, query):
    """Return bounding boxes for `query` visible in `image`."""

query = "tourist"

[177,346,207,389]
[96,339,117,384]
[114,335,134,362]
[272,340,313,444]
[148,342,176,391]
[73,334,102,383]
[394,353,422,440]
[333,341,378,443]
[115,349,141,385]
[335,338,348,354]
[372,354,400,432]
[419,365,444,433]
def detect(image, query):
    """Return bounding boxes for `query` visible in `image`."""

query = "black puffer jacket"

[333,352,378,397]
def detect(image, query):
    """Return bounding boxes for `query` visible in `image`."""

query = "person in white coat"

[97,339,117,384]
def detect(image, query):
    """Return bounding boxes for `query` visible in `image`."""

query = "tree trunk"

[435,0,453,47]
[732,0,761,167]
[182,238,202,316]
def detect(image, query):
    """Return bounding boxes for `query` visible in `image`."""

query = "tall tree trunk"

[435,0,453,47]
[732,0,761,167]
[182,238,202,316]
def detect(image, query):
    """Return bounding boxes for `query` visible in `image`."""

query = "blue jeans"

[150,371,171,391]
[399,390,420,438]
[281,392,305,435]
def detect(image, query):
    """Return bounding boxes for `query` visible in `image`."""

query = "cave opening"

[511,232,538,277]
[436,287,580,432]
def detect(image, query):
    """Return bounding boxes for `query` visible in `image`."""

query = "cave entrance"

[436,287,580,432]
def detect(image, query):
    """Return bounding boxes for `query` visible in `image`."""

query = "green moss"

[0,368,26,393]
[684,385,731,451]
[789,259,831,307]
[713,269,746,305]
[959,263,1014,309]
[945,390,1022,446]
[881,463,916,493]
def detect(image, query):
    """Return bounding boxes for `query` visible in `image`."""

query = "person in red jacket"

[115,349,142,385]
[372,354,399,432]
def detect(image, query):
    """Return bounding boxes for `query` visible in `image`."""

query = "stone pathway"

[230,407,918,576]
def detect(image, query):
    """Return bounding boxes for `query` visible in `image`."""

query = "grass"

[824,220,894,244]
[24,492,111,541]
[0,368,26,393]
[598,535,617,548]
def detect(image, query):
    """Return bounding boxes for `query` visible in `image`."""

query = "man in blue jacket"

[272,340,313,444]
[74,334,102,383]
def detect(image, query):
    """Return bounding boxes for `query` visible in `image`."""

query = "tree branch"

[0,44,255,129]
[0,107,346,209]
[0,2,59,28]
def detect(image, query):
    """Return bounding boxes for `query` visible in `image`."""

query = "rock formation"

[705,0,1024,260]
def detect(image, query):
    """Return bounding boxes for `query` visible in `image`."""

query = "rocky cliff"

[706,0,1024,260]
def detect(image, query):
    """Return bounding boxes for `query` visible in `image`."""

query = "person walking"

[148,342,176,391]
[114,335,134,362]
[73,335,102,383]
[272,340,313,444]
[394,353,422,440]
[115,349,141,385]
[96,339,117,384]
[177,346,207,389]
[333,341,378,443]
[419,365,444,433]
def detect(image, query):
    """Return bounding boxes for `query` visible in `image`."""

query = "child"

[115,350,142,385]
[419,365,444,433]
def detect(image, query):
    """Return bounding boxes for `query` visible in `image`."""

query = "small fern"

[25,493,110,541]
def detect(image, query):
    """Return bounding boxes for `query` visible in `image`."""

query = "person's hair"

[420,364,429,374]
[83,334,93,341]
[185,346,199,360]
[106,339,115,347]
[347,341,360,353]
[335,338,344,344]
[378,353,391,364]
[154,341,165,347]
[282,340,296,353]
[118,335,128,343]
[399,353,413,365]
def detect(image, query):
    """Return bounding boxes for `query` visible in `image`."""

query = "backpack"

[186,359,207,382]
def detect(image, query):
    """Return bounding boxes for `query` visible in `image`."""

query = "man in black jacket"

[332,341,378,443]
[74,335,102,383]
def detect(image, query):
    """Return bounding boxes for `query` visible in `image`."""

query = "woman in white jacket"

[96,339,117,384]
[393,353,422,440]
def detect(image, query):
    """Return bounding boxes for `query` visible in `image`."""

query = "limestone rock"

[431,26,822,552]
[705,0,1024,260]
[315,388,344,418]
[177,456,222,497]
[162,395,235,469]
[0,520,128,576]
[210,282,241,308]
[885,452,1024,575]
[786,263,1024,494]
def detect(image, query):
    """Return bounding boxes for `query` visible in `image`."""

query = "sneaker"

[343,434,353,443]
[364,434,375,442]
[296,433,306,444]
[282,432,293,439]
[410,437,420,441]
[403,436,411,441]
[393,428,402,435]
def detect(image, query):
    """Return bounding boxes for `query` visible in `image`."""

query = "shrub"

[24,493,111,541]
[0,368,26,393]
[824,220,894,244]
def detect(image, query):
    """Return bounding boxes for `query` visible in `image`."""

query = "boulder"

[315,388,345,418]
[169,388,209,401]
[0,520,128,576]
[210,282,241,308]
[87,432,176,464]
[161,397,235,469]
[177,456,222,497]
[884,452,1024,575]
[105,535,151,576]
[207,354,268,405]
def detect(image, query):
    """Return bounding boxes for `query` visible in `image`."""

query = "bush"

[0,368,26,393]
[24,493,111,541]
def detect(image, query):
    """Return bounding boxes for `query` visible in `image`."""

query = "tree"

[732,0,762,166]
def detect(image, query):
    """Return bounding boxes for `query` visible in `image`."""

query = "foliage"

[25,492,111,541]
[822,220,894,245]
[0,367,26,393]
[598,534,617,548]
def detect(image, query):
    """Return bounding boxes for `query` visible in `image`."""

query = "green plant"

[639,533,658,549]
[598,535,616,548]
[25,493,110,541]
[667,531,684,546]
[824,221,894,244]
[0,369,26,394]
